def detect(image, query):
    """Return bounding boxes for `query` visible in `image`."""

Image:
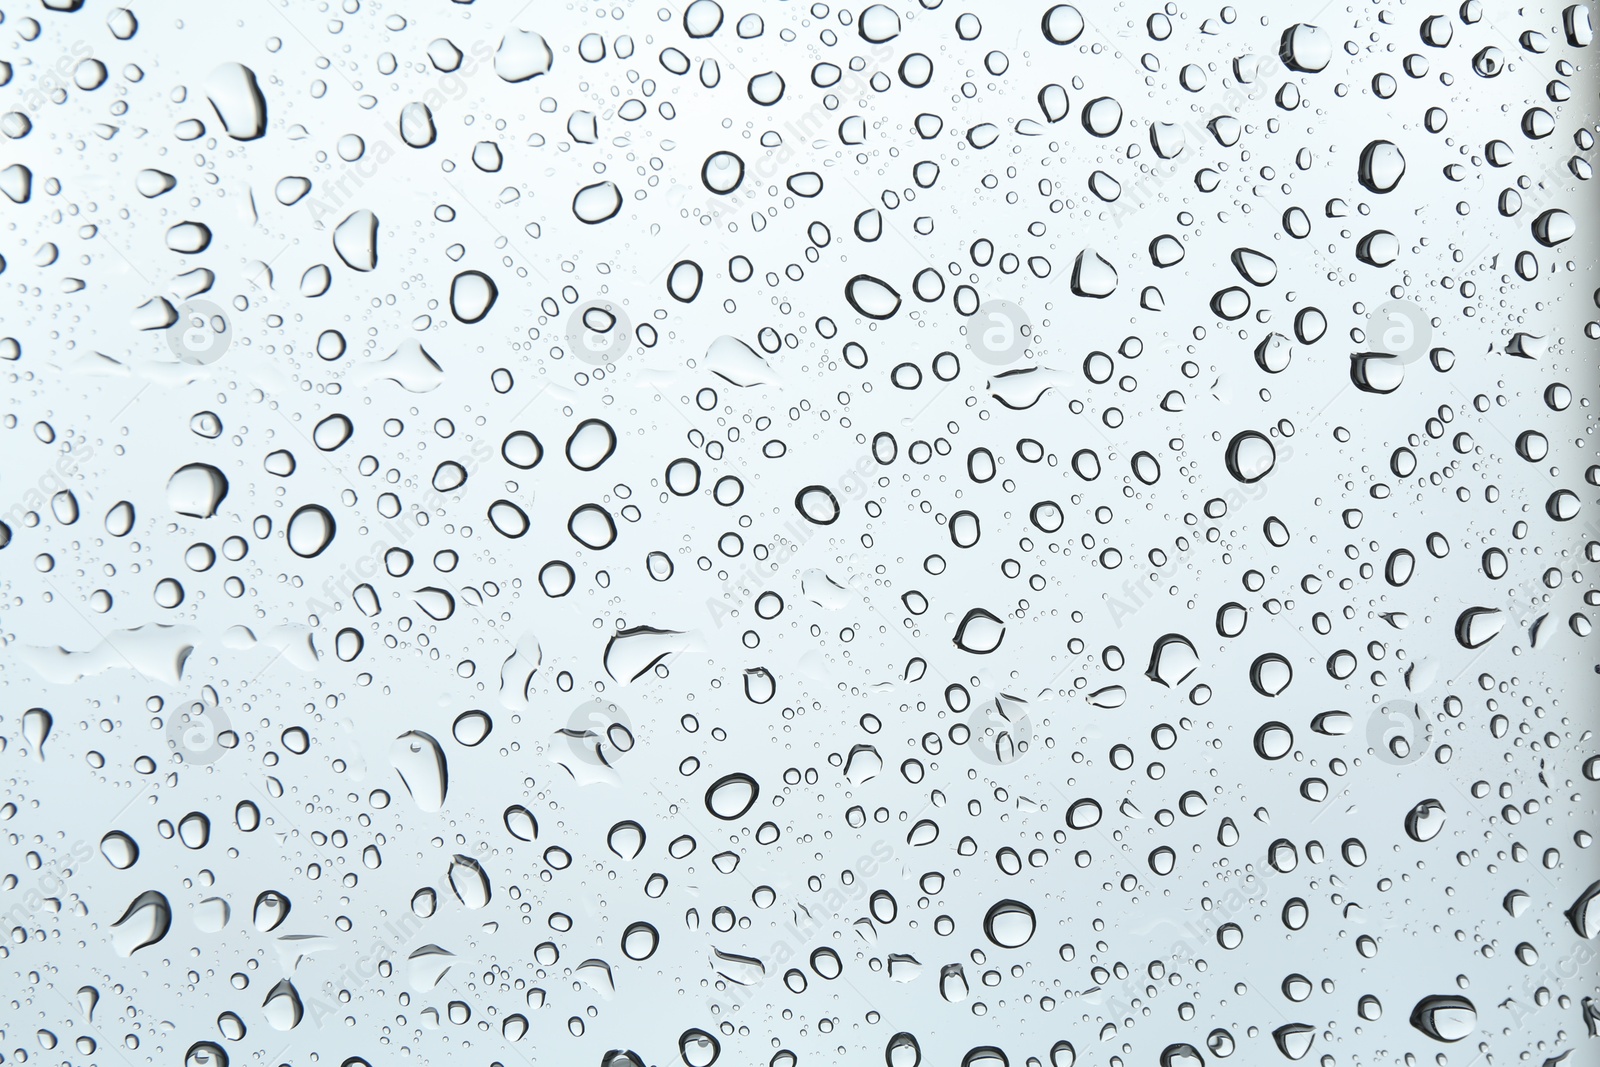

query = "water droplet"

[982,899,1036,947]
[286,504,336,558]
[111,890,172,955]
[167,464,229,518]
[705,772,759,820]
[573,181,622,223]
[495,30,553,81]
[332,209,378,271]
[204,63,267,140]
[1409,995,1476,1042]
[1146,634,1199,687]
[1224,432,1276,483]
[399,102,436,147]
[844,274,902,319]
[450,270,497,323]
[447,854,492,908]
[953,608,1006,654]
[1071,249,1118,296]
[1404,798,1446,842]
[1041,5,1084,44]
[1358,140,1406,193]
[1455,606,1505,648]
[795,485,841,524]
[391,730,448,812]
[1250,653,1293,696]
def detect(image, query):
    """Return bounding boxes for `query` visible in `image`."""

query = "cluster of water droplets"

[0,1,1597,1066]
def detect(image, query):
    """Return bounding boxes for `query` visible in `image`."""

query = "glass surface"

[1,2,1597,1066]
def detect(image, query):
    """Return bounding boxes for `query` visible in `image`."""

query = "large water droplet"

[1081,97,1123,136]
[607,820,645,859]
[953,608,1006,654]
[166,221,212,253]
[286,504,335,558]
[447,854,492,908]
[603,626,692,684]
[886,1032,921,1067]
[1271,1023,1315,1060]
[167,463,229,518]
[111,890,172,956]
[844,274,902,319]
[1279,23,1332,72]
[186,1042,228,1067]
[567,419,618,470]
[748,72,786,105]
[622,921,659,959]
[487,499,530,539]
[573,181,622,223]
[332,209,378,271]
[1566,879,1600,937]
[705,772,760,820]
[1254,720,1294,758]
[679,1028,721,1067]
[1041,5,1084,44]
[568,504,618,549]
[1358,140,1406,193]
[399,102,436,147]
[1404,798,1446,842]
[253,890,290,932]
[1409,995,1476,1042]
[1224,431,1276,483]
[1250,653,1293,696]
[495,29,553,81]
[101,830,139,869]
[683,0,725,37]
[21,706,51,760]
[1231,247,1278,285]
[1146,634,1199,687]
[262,979,303,1031]
[795,485,841,524]
[706,335,778,386]
[1066,798,1102,829]
[1533,208,1576,246]
[1071,249,1118,296]
[1455,606,1505,648]
[204,63,267,140]
[391,730,448,812]
[1159,1044,1204,1067]
[504,805,539,841]
[982,899,1036,947]
[450,270,497,323]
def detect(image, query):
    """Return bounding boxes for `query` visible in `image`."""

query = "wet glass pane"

[2,2,1598,1066]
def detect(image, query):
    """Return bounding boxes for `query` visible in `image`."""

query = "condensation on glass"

[0,2,1597,1067]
